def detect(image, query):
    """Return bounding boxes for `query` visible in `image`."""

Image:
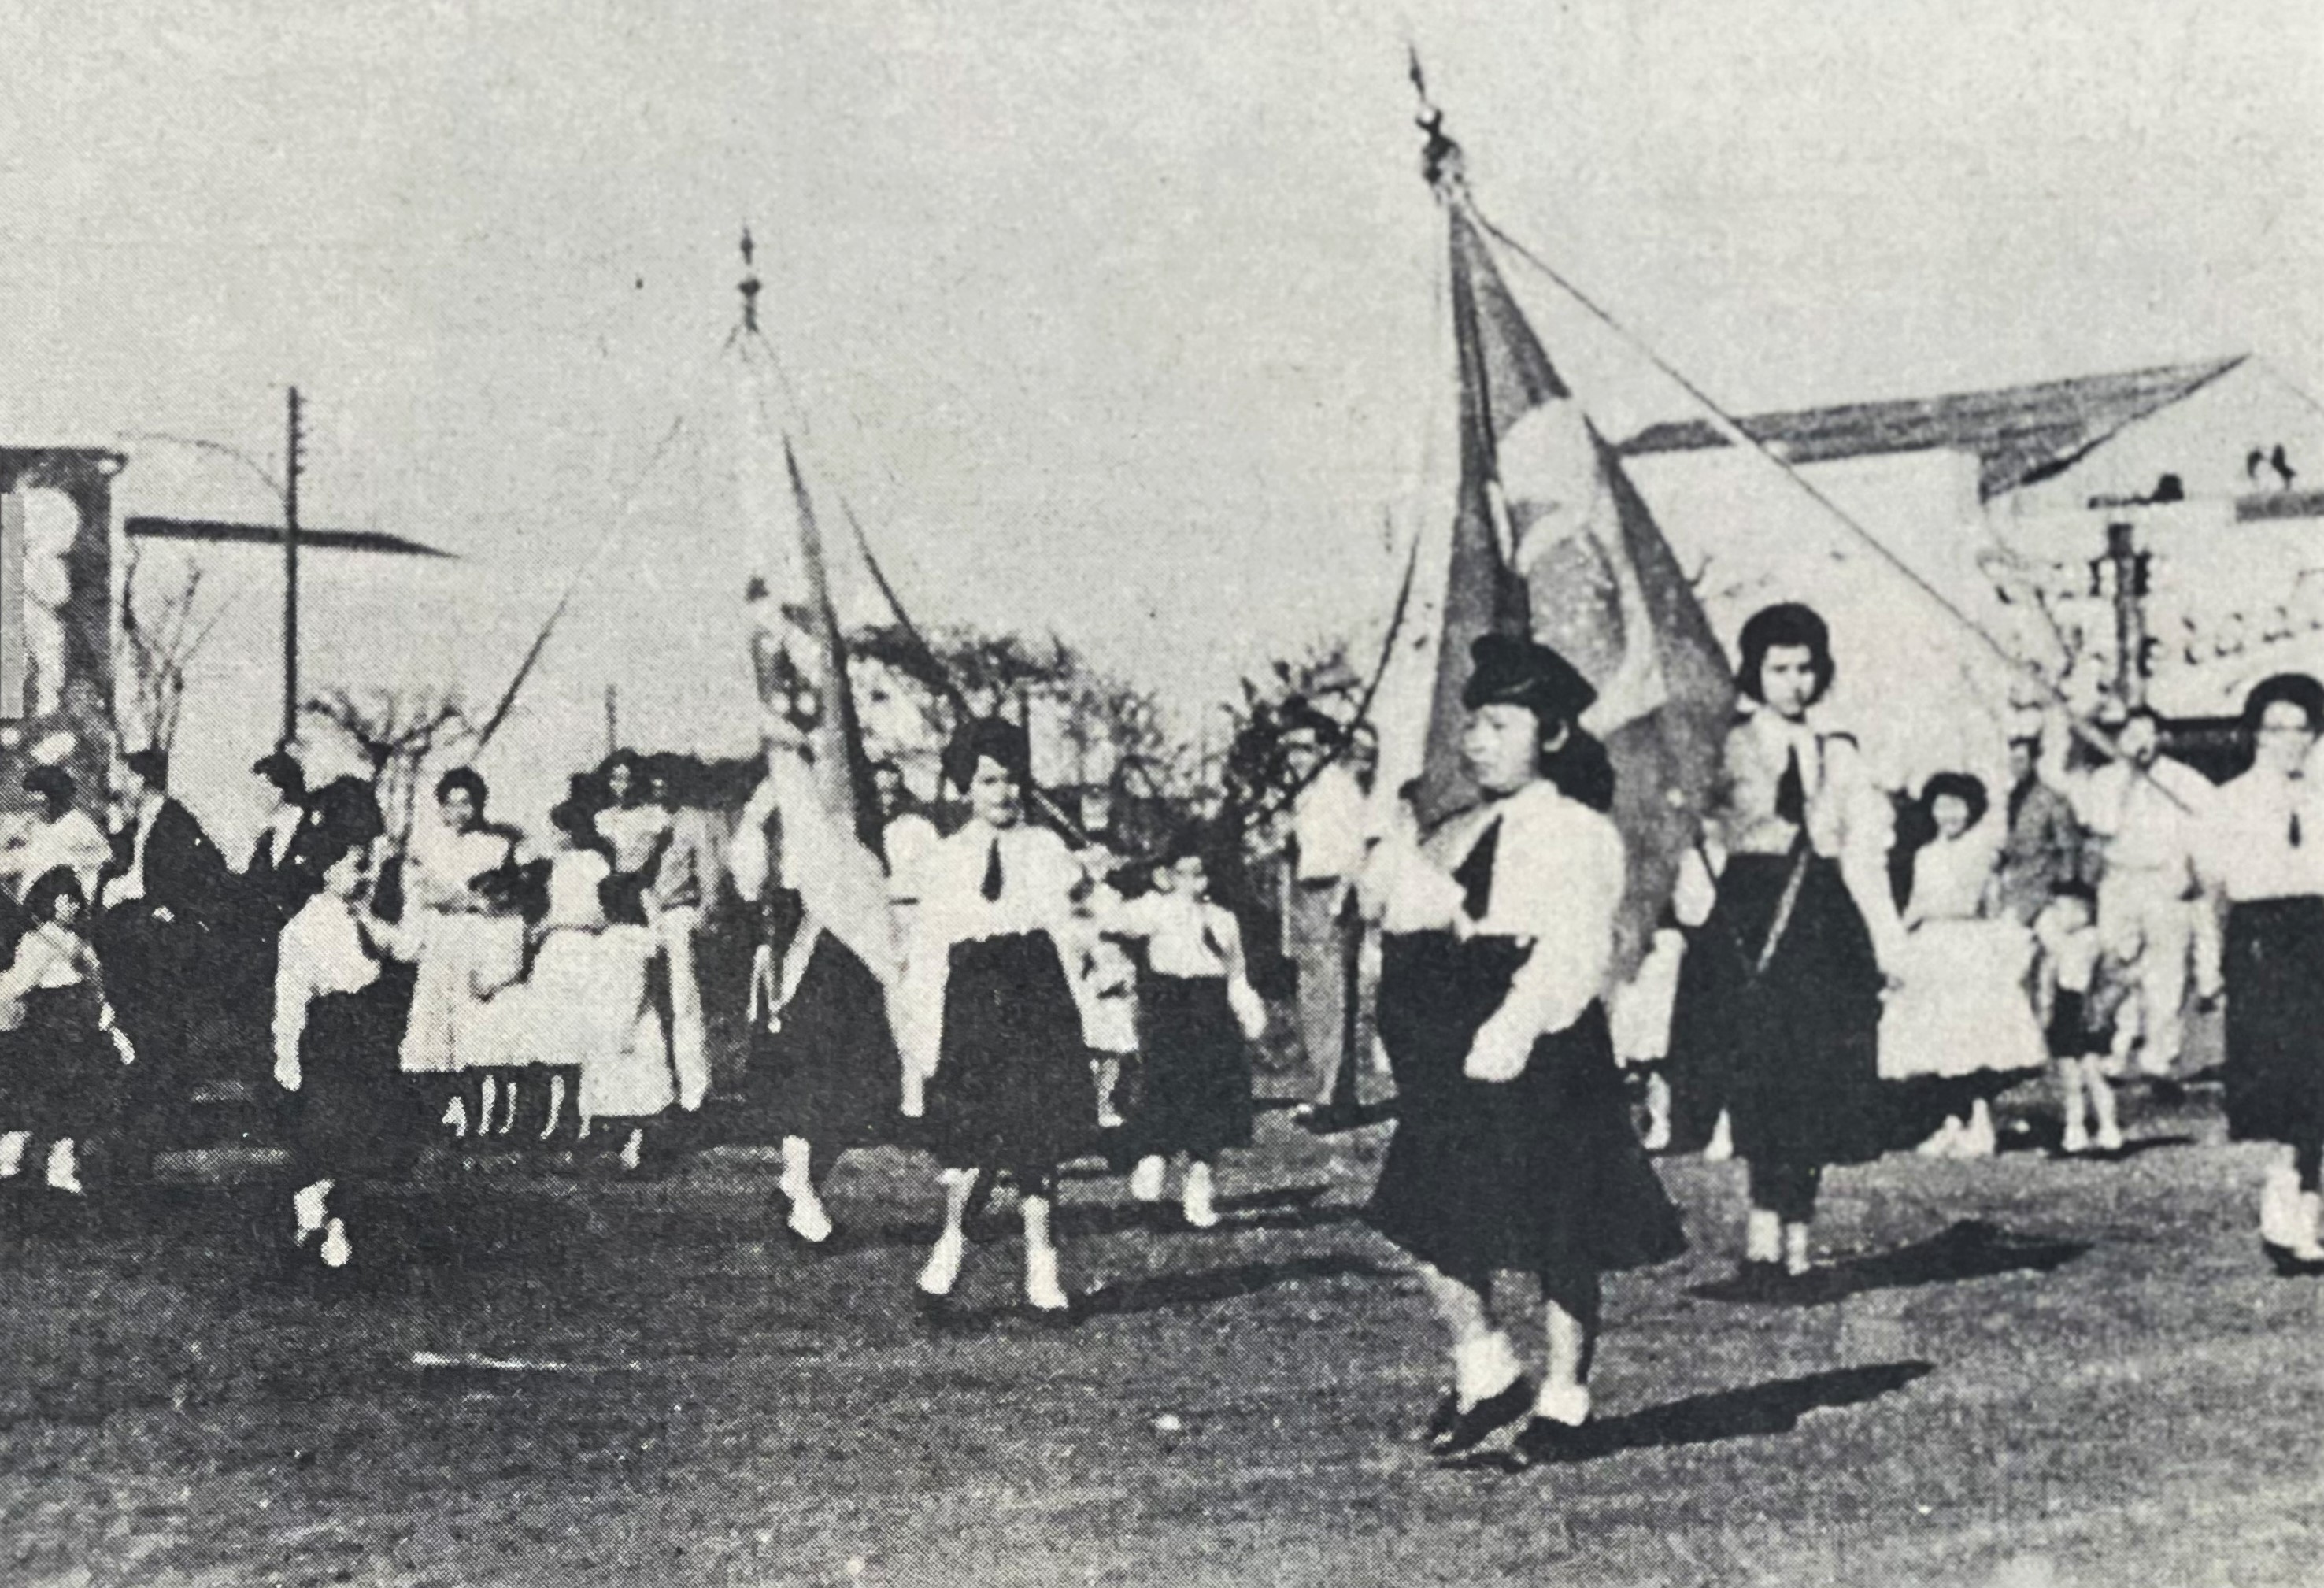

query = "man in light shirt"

[1281,718,1378,1127]
[2048,706,2213,1079]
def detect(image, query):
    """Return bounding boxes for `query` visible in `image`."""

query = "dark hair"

[434,766,488,809]
[548,799,597,843]
[1737,602,1834,705]
[253,750,306,796]
[1157,819,1227,869]
[2241,673,2324,738]
[1542,728,1616,814]
[2053,878,2096,907]
[123,747,169,788]
[567,770,612,813]
[24,865,83,924]
[22,765,74,807]
[1921,770,1989,829]
[942,718,1031,794]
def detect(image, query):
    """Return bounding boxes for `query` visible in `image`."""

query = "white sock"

[2296,1191,2324,1260]
[0,1131,26,1179]
[1782,1221,1813,1276]
[1745,1208,1782,1264]
[619,1127,643,1171]
[293,1179,335,1238]
[320,1216,352,1268]
[1129,1155,1166,1203]
[1534,1381,1591,1427]
[1453,1331,1523,1408]
[539,1076,566,1141]
[1024,1241,1067,1311]
[443,1096,468,1135]
[919,1225,966,1297]
[1182,1160,1218,1227]
[45,1138,82,1194]
[2262,1164,2304,1245]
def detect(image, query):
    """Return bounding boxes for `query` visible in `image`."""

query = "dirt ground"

[4,1079,2322,1588]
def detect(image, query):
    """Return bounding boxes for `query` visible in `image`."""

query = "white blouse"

[1371,778,1625,1076]
[405,823,514,916]
[272,895,387,1069]
[1905,828,2003,927]
[542,850,612,931]
[896,819,1085,1090]
[2196,767,2324,905]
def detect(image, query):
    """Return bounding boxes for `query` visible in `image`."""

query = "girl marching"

[2192,674,2324,1272]
[0,867,128,1213]
[901,718,1093,1317]
[1670,602,1903,1288]
[1364,635,1685,1464]
[272,835,420,1270]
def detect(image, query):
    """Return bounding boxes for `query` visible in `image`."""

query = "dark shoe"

[2264,1241,2324,1277]
[1429,1375,1534,1459]
[1422,1388,1460,1445]
[1512,1415,1605,1468]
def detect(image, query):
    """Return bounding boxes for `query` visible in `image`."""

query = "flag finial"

[1407,50,1464,194]
[738,225,762,332]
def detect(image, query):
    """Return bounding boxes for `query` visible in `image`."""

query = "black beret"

[2244,672,2324,735]
[22,764,73,804]
[1460,633,1597,724]
[124,747,168,787]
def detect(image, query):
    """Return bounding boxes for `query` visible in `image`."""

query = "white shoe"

[292,1181,331,1243]
[1024,1244,1068,1313]
[1916,1119,1963,1158]
[918,1229,966,1297]
[1959,1106,1997,1160]
[44,1138,83,1195]
[785,1183,834,1245]
[2093,1123,2125,1154]
[2059,1120,2090,1156]
[0,1131,28,1179]
[1129,1155,1166,1203]
[618,1127,644,1172]
[1703,1111,1735,1163]
[1182,1163,1219,1230]
[320,1217,353,1269]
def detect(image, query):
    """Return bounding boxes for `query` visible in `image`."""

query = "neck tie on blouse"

[1774,744,1808,828]
[1198,909,1227,964]
[1451,816,1501,921]
[980,837,1005,902]
[2293,780,2305,850]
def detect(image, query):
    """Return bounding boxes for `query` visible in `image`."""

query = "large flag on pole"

[731,324,899,997]
[1418,140,1736,981]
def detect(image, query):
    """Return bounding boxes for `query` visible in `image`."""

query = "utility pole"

[605,683,620,757]
[283,387,303,745]
[2102,520,2154,710]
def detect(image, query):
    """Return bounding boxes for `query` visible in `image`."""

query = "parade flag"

[733,335,899,990]
[1419,194,1736,980]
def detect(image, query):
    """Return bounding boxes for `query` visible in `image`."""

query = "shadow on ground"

[920,1253,1397,1334]
[1456,1360,1937,1472]
[1686,1219,2089,1308]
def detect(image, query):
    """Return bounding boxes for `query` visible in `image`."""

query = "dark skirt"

[742,931,901,1151]
[1131,972,1253,1159]
[287,978,427,1181]
[2223,898,2324,1149]
[3,983,120,1137]
[1668,852,1888,1169]
[1367,933,1686,1286]
[924,932,1092,1181]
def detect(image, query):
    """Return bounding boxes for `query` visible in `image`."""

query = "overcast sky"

[4,0,2318,729]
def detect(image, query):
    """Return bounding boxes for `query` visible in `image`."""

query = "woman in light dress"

[396,768,525,1143]
[1880,771,2048,1159]
[482,800,672,1171]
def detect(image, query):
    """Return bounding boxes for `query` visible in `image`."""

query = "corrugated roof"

[1618,356,2246,500]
